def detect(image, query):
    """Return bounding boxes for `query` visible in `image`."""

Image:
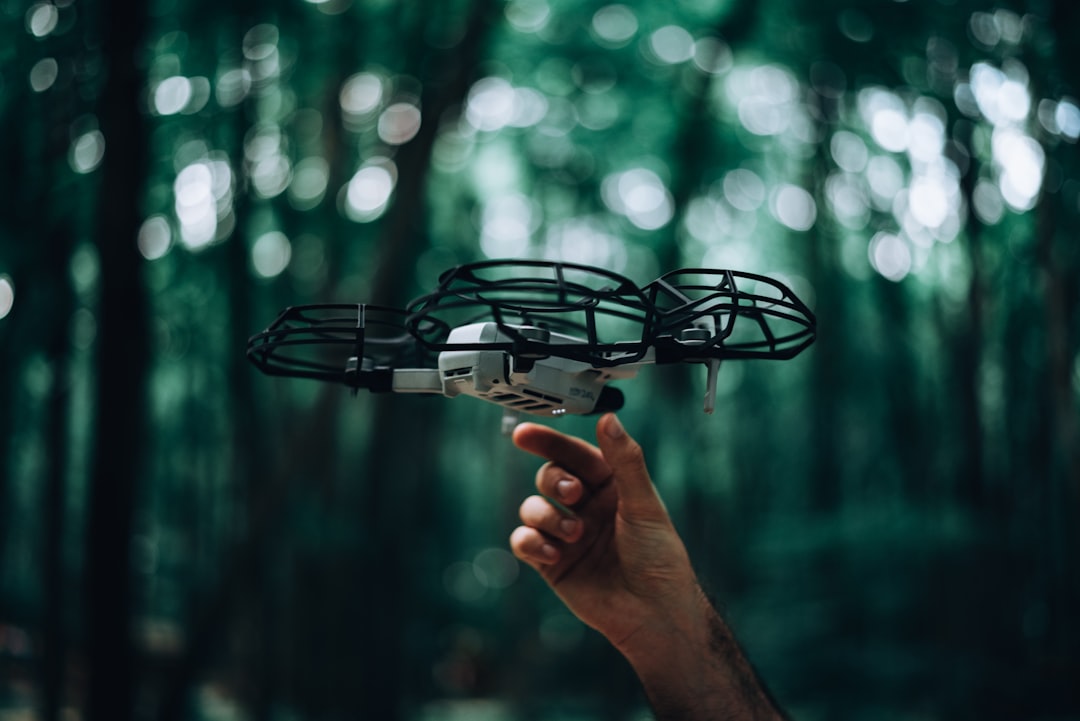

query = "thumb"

[596,413,667,521]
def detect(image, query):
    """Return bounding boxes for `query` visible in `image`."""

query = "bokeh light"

[216,68,252,107]
[443,561,485,603]
[70,244,100,296]
[541,218,625,270]
[344,159,396,222]
[648,25,694,65]
[175,163,215,249]
[601,167,674,230]
[591,4,636,47]
[683,195,732,246]
[243,24,282,87]
[692,36,733,75]
[69,130,105,174]
[1054,99,1080,140]
[340,72,383,118]
[505,0,551,34]
[479,194,536,258]
[728,64,801,137]
[174,158,233,250]
[825,171,871,229]
[971,178,1005,225]
[153,76,193,115]
[71,307,96,350]
[831,131,869,172]
[288,157,330,210]
[771,184,817,232]
[377,102,422,145]
[244,124,290,199]
[472,547,519,590]
[969,61,1030,127]
[907,173,954,230]
[906,104,946,164]
[137,216,172,261]
[465,77,516,132]
[866,154,905,210]
[29,57,59,92]
[723,169,765,212]
[26,3,58,37]
[968,10,1027,49]
[860,87,908,153]
[251,231,292,278]
[869,231,912,281]
[0,276,14,320]
[992,127,1044,211]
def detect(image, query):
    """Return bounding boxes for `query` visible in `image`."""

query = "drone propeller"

[246,260,817,418]
[643,269,816,412]
[245,304,436,392]
[405,259,655,366]
[647,269,816,360]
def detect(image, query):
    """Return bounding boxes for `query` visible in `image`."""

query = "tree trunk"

[952,120,986,509]
[84,1,151,719]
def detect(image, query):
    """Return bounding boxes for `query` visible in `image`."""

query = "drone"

[246,259,816,424]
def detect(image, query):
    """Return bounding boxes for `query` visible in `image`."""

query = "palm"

[535,476,695,644]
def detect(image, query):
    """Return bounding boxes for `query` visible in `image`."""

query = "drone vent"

[521,388,562,404]
[485,390,562,413]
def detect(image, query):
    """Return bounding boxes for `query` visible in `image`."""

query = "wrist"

[614,586,785,721]
[613,582,714,674]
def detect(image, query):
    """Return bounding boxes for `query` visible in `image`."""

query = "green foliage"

[1,0,1079,719]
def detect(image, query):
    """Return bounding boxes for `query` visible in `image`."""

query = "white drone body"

[388,322,648,417]
[386,320,725,421]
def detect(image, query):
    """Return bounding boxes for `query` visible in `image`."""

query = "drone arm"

[342,358,442,395]
[391,368,444,394]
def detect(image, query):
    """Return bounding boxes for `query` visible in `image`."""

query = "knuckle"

[621,439,647,467]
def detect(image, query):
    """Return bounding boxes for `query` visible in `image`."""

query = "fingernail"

[604,414,625,439]
[560,518,579,537]
[556,480,575,499]
[541,543,558,560]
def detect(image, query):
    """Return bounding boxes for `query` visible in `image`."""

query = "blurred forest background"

[1,0,1078,719]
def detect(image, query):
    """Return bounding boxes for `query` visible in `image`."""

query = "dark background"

[1,0,1078,719]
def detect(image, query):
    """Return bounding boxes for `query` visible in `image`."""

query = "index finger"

[512,422,613,487]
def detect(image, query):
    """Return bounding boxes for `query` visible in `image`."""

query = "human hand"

[508,413,704,653]
[509,413,789,721]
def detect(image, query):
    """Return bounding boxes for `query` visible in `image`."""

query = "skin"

[509,413,787,721]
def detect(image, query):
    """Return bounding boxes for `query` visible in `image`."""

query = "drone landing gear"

[703,358,721,415]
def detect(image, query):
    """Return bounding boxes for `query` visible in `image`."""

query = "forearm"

[616,587,787,721]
